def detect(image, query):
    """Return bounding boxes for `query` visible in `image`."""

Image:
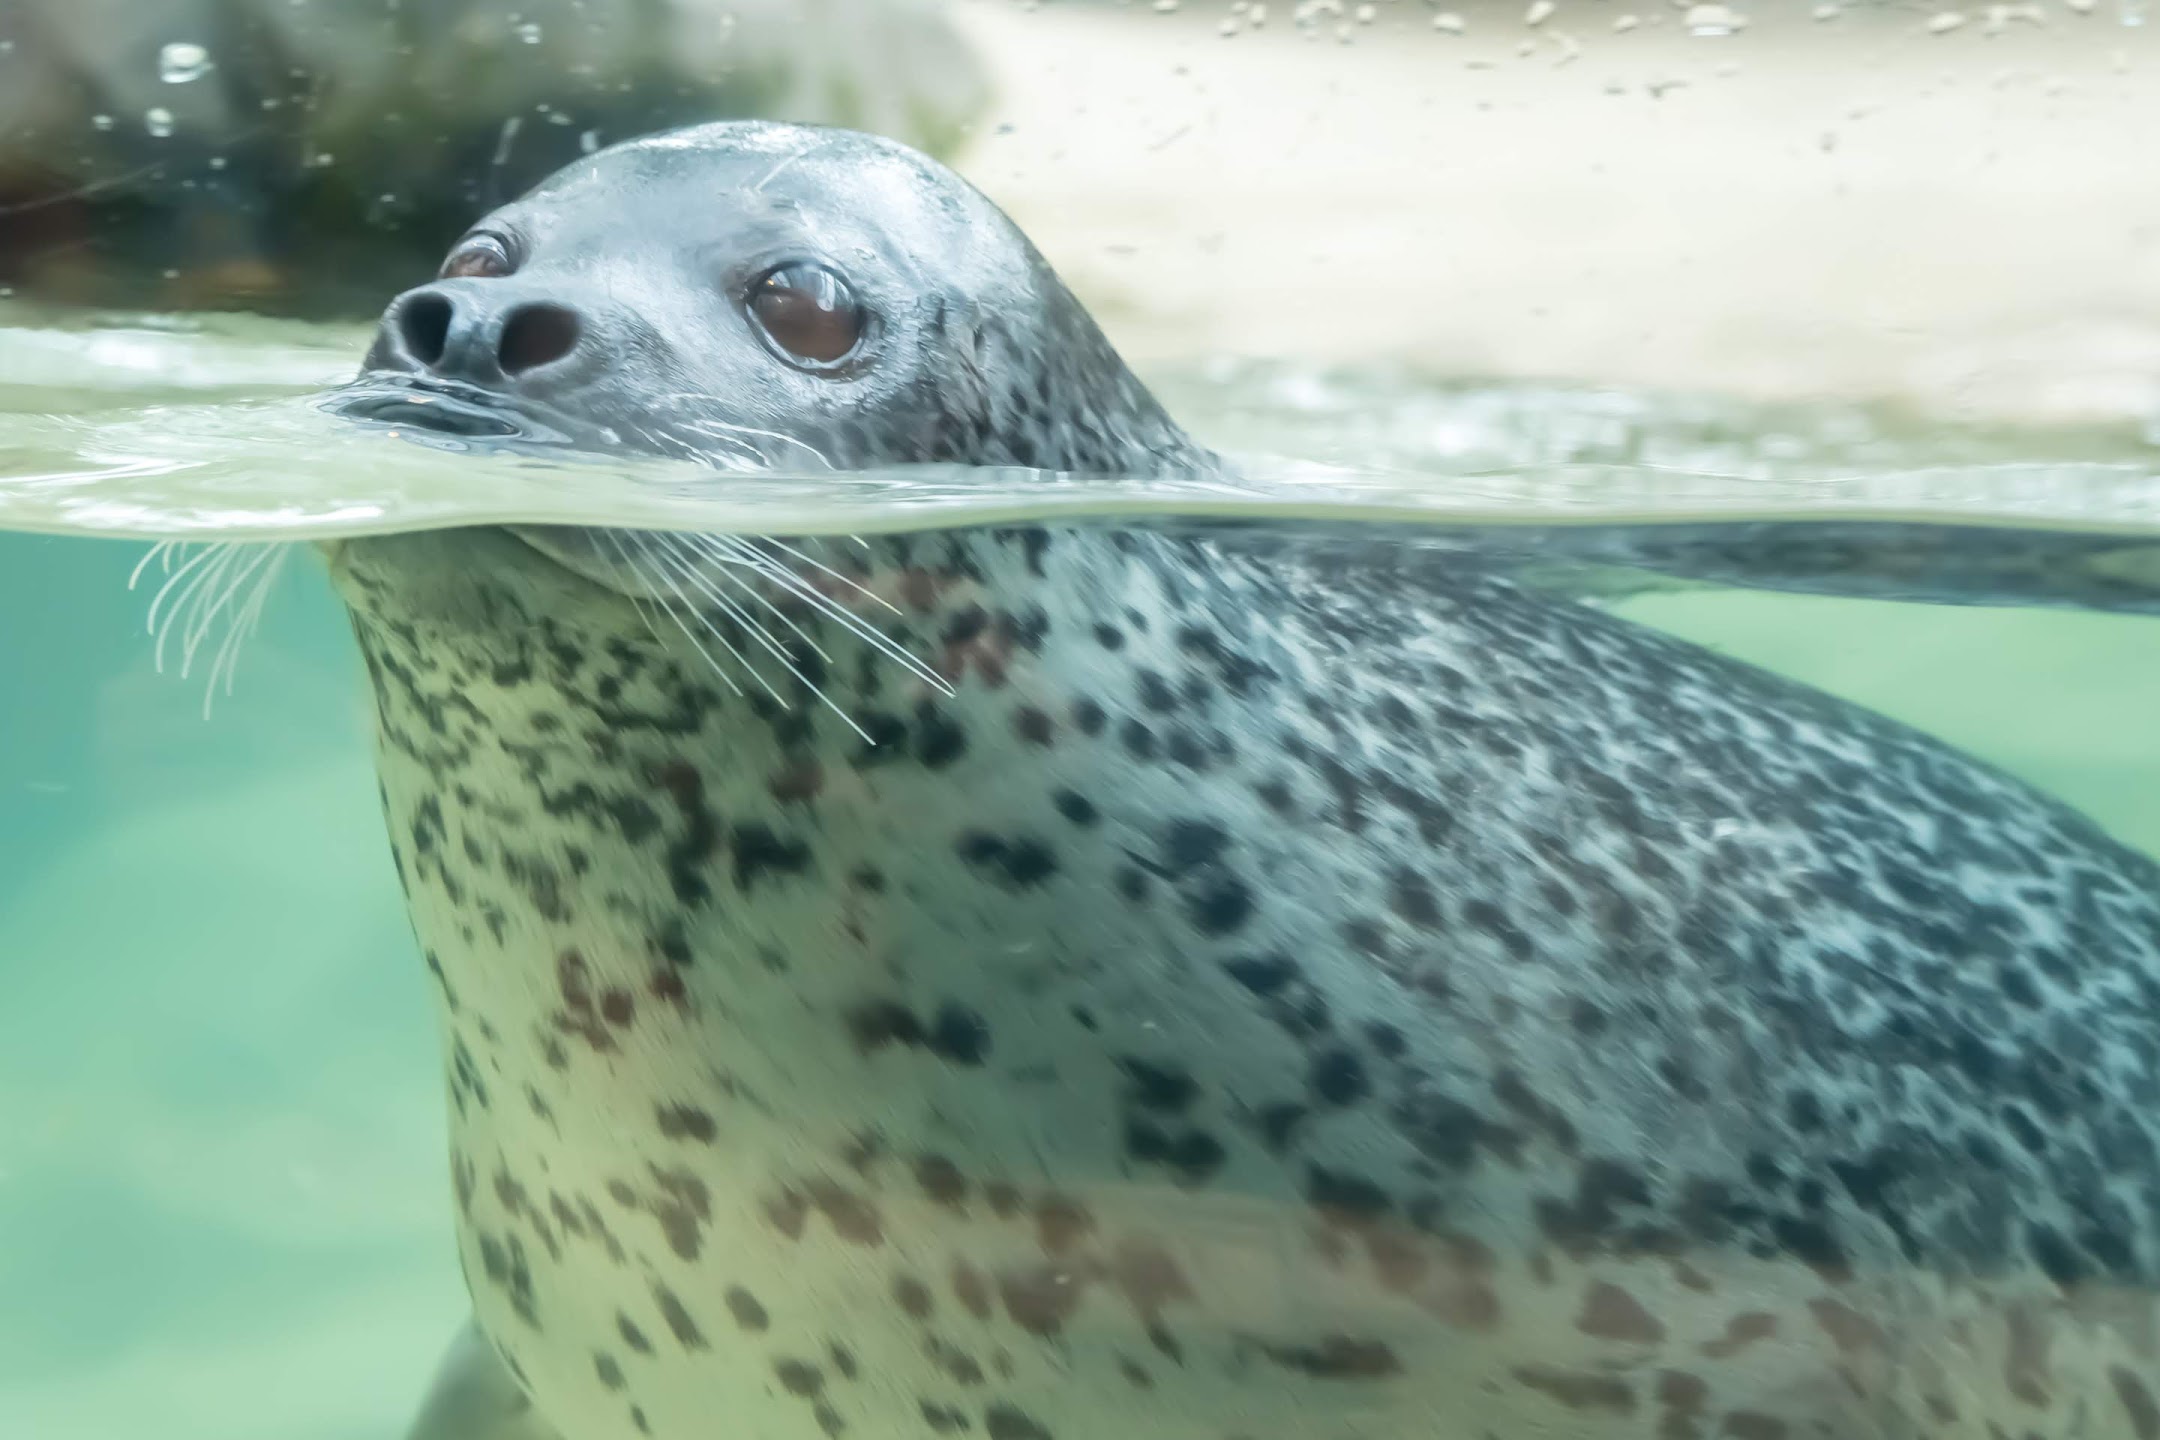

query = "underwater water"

[4,307,2160,1440]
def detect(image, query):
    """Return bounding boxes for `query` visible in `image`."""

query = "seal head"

[337,120,1205,477]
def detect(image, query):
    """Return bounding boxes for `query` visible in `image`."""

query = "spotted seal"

[323,122,2160,1440]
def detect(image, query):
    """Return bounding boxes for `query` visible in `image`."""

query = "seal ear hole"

[748,263,865,369]
[396,293,453,368]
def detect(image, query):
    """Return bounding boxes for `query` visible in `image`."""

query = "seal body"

[335,520,2160,1440]
[326,122,2160,1440]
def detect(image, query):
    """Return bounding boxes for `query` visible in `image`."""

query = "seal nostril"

[397,293,453,368]
[499,304,582,377]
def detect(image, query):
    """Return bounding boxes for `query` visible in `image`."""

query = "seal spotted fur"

[324,123,2160,1440]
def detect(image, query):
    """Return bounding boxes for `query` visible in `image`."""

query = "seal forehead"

[530,121,1019,297]
[619,119,832,158]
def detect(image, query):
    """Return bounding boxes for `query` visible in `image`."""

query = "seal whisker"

[152,544,241,675]
[628,531,779,700]
[637,533,880,740]
[653,406,834,469]
[141,542,223,655]
[131,540,289,715]
[755,536,903,616]
[597,530,750,698]
[128,539,178,590]
[685,532,955,695]
[658,534,836,664]
[638,535,804,682]
[178,543,279,679]
[589,528,677,648]
[199,545,288,716]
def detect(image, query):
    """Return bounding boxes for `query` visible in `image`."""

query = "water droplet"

[579,128,601,154]
[145,107,176,138]
[208,155,228,169]
[1526,0,1556,25]
[158,41,213,84]
[1926,11,1968,32]
[1613,13,1640,30]
[162,268,180,280]
[515,20,543,42]
[1684,4,1745,35]
[91,113,115,131]
[1433,11,1466,32]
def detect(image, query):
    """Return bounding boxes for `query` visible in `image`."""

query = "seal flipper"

[405,1319,563,1440]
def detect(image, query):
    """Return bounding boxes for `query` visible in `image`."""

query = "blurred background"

[3,0,2157,421]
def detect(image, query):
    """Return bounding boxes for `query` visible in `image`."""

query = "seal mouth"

[330,372,574,445]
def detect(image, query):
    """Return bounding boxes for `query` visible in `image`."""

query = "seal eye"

[749,264,865,368]
[441,234,514,280]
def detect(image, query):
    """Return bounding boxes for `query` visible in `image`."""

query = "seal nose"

[375,284,585,385]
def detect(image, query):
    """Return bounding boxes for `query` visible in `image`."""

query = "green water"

[4,313,2160,1438]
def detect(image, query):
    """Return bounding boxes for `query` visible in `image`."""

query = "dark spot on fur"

[916,1154,970,1209]
[1310,1047,1370,1107]
[955,831,1059,889]
[1052,789,1098,826]
[1119,1057,1200,1113]
[984,1404,1052,1440]
[1257,1335,1401,1379]
[895,1274,933,1319]
[775,1358,824,1397]
[654,1284,707,1349]
[656,1104,717,1143]
[726,1286,770,1331]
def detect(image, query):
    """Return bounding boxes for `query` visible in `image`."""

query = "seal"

[324,122,2160,1440]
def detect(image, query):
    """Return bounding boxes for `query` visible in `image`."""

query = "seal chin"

[505,523,655,598]
[330,371,579,446]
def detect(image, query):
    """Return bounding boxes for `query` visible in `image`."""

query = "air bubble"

[158,42,213,83]
[579,129,601,153]
[1433,10,1466,32]
[1526,0,1556,25]
[145,107,176,138]
[91,114,116,131]
[515,20,543,42]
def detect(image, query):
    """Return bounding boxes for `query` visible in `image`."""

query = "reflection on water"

[4,313,2160,1440]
